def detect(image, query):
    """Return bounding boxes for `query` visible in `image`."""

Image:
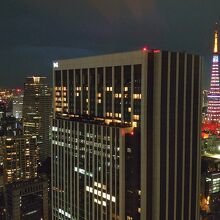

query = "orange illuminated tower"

[207,23,220,122]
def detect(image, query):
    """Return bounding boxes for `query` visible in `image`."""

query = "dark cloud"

[0,0,219,87]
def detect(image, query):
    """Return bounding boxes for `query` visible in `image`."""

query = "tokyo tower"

[207,24,220,122]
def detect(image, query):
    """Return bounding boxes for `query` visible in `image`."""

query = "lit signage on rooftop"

[53,62,59,68]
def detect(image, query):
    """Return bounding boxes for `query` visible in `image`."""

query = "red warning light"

[153,49,160,53]
[130,131,134,136]
[142,47,148,52]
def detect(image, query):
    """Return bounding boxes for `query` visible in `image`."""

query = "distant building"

[200,158,220,216]
[52,49,202,220]
[23,76,51,162]
[5,177,49,220]
[2,135,38,184]
[0,189,6,219]
[205,172,220,196]
[0,116,21,137]
[0,101,6,120]
[207,26,220,122]
[12,93,23,119]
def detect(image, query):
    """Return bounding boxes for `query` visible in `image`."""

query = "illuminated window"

[132,121,138,127]
[133,94,141,99]
[86,186,115,202]
[133,115,140,120]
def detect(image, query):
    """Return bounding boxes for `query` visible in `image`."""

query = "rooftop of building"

[55,113,133,129]
[5,176,48,190]
[53,48,200,70]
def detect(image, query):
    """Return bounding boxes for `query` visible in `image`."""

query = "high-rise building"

[207,25,220,122]
[0,115,22,137]
[5,177,49,220]
[0,101,6,120]
[2,135,38,184]
[12,93,23,119]
[23,76,51,162]
[52,49,202,220]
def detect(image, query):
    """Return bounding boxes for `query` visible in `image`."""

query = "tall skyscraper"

[52,49,202,220]
[207,25,220,122]
[23,76,51,162]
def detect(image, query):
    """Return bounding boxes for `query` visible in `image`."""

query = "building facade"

[52,49,202,220]
[23,76,51,161]
[5,177,49,220]
[0,101,6,120]
[207,26,220,122]
[12,93,23,119]
[3,135,38,184]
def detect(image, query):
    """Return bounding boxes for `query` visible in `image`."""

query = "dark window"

[191,55,200,220]
[89,68,95,116]
[176,53,185,220]
[160,51,168,220]
[62,70,67,86]
[55,70,61,87]
[184,54,193,219]
[168,52,177,220]
[146,53,154,220]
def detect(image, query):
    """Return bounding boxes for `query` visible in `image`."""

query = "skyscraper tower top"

[207,23,220,122]
[214,23,218,54]
[25,76,47,84]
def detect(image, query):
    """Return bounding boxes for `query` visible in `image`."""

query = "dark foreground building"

[5,177,48,220]
[52,49,202,220]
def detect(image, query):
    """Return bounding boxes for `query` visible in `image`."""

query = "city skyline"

[0,2,219,219]
[0,1,220,88]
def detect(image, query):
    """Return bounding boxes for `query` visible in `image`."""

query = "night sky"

[0,0,219,88]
